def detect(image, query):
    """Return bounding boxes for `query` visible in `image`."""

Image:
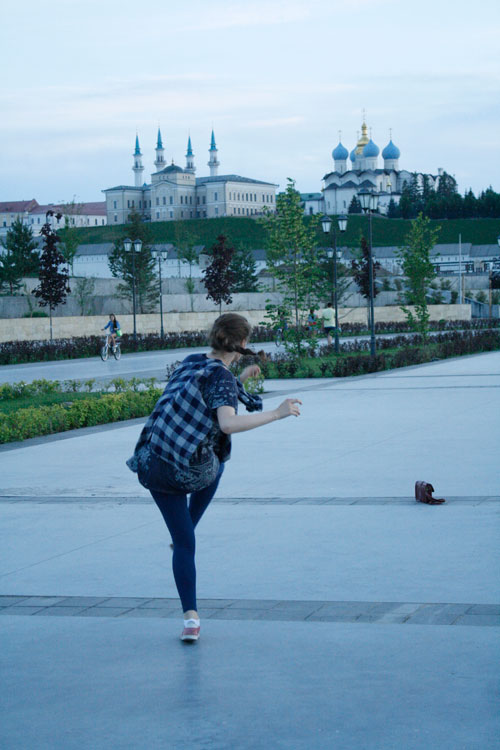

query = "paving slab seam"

[1,495,498,505]
[1,596,499,626]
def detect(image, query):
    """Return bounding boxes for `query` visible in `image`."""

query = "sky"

[2,0,499,204]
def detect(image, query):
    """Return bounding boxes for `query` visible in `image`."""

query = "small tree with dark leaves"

[202,234,235,313]
[351,234,380,329]
[32,211,70,340]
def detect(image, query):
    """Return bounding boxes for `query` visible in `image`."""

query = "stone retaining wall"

[0,305,471,343]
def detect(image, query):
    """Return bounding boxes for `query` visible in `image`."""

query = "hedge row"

[0,327,272,365]
[253,329,500,379]
[0,388,161,444]
[2,319,498,366]
[0,377,159,402]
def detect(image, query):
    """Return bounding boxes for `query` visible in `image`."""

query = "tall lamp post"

[153,247,168,338]
[358,188,379,357]
[321,214,348,353]
[123,238,143,343]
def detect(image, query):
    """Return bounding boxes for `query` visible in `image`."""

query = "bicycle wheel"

[113,345,121,361]
[275,328,283,347]
[100,345,109,361]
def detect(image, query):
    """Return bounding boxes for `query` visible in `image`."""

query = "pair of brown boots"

[415,481,445,505]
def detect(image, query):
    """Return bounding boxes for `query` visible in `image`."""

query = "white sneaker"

[181,618,200,642]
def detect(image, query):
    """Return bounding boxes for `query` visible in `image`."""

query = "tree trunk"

[49,307,53,341]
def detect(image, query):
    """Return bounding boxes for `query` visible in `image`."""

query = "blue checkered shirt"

[127,355,262,472]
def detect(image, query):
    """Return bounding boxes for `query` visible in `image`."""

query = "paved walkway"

[1,352,499,749]
[0,331,426,386]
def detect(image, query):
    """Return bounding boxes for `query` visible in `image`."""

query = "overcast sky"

[3,0,499,204]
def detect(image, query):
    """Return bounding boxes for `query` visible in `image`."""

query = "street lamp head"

[321,215,332,234]
[369,192,380,212]
[358,188,371,212]
[337,214,348,232]
[123,238,132,253]
[134,239,143,253]
[161,250,168,262]
[327,249,334,259]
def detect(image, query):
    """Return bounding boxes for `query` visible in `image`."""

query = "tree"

[32,211,70,340]
[0,218,39,293]
[386,198,400,218]
[202,234,236,313]
[74,276,97,315]
[175,225,199,311]
[395,213,440,341]
[348,196,362,214]
[59,199,84,272]
[108,208,158,312]
[260,178,320,356]
[230,245,260,292]
[351,234,381,329]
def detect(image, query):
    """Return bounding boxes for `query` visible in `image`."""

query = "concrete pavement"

[0,351,499,749]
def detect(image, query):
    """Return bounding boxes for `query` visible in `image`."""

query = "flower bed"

[252,329,500,379]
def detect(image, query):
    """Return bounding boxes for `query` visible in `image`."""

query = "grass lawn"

[0,391,103,415]
[66,215,500,250]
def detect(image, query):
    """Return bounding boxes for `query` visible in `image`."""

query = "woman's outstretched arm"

[217,399,301,435]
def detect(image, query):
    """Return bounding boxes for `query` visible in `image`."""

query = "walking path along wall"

[0,305,471,343]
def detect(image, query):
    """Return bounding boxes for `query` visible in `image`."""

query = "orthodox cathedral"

[302,118,445,216]
[103,130,278,225]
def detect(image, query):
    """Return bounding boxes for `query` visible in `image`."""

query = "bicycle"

[274,327,283,347]
[100,335,121,361]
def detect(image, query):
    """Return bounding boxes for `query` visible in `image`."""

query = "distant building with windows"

[0,199,106,237]
[302,117,446,216]
[103,130,278,225]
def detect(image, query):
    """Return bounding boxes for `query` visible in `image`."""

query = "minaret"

[132,134,144,187]
[207,129,220,177]
[154,127,165,172]
[185,135,195,173]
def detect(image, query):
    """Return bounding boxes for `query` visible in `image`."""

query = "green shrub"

[0,388,161,444]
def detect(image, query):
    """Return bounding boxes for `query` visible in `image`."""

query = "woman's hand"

[275,398,302,419]
[240,364,261,383]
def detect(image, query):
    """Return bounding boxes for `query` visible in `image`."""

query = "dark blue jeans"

[150,464,224,613]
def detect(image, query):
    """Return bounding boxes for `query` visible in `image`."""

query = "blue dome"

[332,142,348,161]
[363,139,380,158]
[382,139,400,160]
[350,148,357,163]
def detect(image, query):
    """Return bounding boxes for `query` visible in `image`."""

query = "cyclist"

[102,313,121,350]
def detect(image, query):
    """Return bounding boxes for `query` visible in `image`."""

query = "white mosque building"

[104,130,278,225]
[302,119,445,216]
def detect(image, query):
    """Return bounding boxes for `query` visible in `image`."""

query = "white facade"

[104,129,278,225]
[0,200,107,237]
[311,120,443,216]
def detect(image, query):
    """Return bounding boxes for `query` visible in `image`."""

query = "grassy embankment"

[67,216,500,250]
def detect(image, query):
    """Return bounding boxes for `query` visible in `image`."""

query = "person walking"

[127,313,301,643]
[317,302,336,346]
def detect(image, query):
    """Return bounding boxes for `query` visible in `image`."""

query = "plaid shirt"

[127,355,262,472]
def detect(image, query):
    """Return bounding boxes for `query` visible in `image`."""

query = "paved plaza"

[0,351,499,749]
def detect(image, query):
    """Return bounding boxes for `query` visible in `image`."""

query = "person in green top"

[317,302,336,346]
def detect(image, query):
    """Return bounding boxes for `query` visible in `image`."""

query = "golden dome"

[355,121,370,155]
